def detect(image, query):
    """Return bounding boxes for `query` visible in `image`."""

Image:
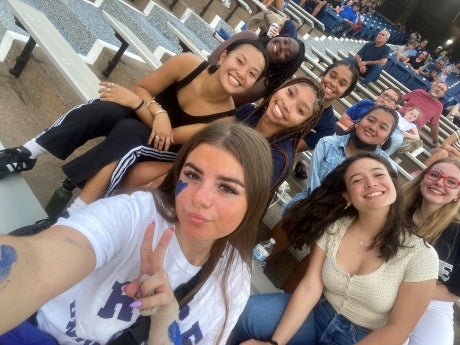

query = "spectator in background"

[449,60,460,77]
[399,81,447,148]
[337,87,402,133]
[446,102,460,126]
[246,11,297,38]
[393,106,423,154]
[417,58,447,82]
[395,40,418,61]
[416,39,429,55]
[430,45,443,61]
[403,50,430,71]
[409,31,421,43]
[439,47,454,65]
[306,0,342,18]
[347,29,391,85]
[436,65,451,83]
[262,0,287,11]
[423,130,460,167]
[334,1,361,37]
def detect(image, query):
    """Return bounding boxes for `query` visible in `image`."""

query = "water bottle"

[252,238,276,270]
[45,178,75,218]
[267,23,279,38]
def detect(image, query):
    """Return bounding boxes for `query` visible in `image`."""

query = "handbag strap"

[108,267,204,345]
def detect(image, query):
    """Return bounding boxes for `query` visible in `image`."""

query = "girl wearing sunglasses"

[403,157,460,345]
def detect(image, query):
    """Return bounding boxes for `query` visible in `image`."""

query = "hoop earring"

[344,202,351,209]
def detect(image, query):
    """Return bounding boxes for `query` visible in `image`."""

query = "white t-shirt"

[36,191,250,345]
[398,114,417,132]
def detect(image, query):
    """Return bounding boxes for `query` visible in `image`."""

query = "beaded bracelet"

[146,98,159,108]
[133,100,144,111]
[153,109,167,116]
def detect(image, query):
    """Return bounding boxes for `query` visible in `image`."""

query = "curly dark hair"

[283,152,417,261]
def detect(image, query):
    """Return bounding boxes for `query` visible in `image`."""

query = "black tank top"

[155,61,235,128]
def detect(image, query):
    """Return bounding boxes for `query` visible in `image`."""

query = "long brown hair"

[153,122,272,342]
[284,153,416,261]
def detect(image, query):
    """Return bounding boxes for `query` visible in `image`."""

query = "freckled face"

[175,144,248,243]
[343,158,397,212]
[420,162,460,206]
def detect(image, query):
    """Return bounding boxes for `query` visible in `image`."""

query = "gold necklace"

[349,220,372,247]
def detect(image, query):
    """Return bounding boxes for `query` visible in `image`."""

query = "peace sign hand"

[124,223,177,315]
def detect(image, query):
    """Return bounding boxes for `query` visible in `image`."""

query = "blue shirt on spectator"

[357,42,391,62]
[339,5,358,23]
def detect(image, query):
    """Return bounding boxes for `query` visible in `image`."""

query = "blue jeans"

[229,293,371,345]
[345,57,384,85]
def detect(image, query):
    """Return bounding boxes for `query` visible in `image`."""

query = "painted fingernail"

[130,300,142,308]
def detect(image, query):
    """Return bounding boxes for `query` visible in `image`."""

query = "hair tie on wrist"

[133,100,144,111]
[268,339,278,345]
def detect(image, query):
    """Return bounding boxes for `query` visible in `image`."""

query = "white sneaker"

[221,0,231,8]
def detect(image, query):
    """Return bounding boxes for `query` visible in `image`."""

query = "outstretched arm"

[0,227,96,333]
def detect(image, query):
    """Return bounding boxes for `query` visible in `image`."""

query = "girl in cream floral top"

[229,153,438,345]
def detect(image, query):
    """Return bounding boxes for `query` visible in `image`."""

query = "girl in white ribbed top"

[230,152,438,345]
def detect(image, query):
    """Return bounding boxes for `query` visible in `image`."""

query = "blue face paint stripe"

[175,180,188,196]
[168,320,183,345]
[0,245,17,281]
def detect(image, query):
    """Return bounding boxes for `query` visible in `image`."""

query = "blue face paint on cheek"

[0,245,17,282]
[168,320,182,344]
[175,179,188,196]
